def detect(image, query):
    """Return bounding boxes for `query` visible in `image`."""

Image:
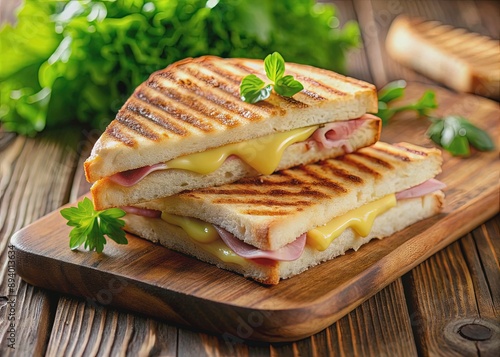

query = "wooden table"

[1,1,498,356]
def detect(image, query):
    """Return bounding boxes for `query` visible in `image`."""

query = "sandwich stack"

[85,56,445,285]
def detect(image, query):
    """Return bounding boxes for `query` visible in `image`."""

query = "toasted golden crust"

[85,56,378,182]
[141,142,443,250]
[386,16,499,97]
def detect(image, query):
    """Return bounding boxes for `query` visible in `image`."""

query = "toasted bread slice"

[140,142,443,251]
[91,115,381,210]
[84,56,378,182]
[386,16,500,98]
[124,191,444,285]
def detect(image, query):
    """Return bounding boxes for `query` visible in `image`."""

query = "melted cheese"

[161,194,396,263]
[161,212,219,243]
[306,194,397,251]
[164,125,319,175]
[161,212,247,265]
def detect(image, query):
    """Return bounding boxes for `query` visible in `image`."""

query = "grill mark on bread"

[241,209,290,216]
[352,152,394,169]
[394,144,429,156]
[114,111,160,142]
[317,161,364,184]
[126,99,188,135]
[182,65,240,97]
[105,125,136,147]
[136,88,214,132]
[157,70,263,121]
[337,156,382,177]
[370,145,411,161]
[212,198,314,206]
[289,165,347,193]
[287,71,345,98]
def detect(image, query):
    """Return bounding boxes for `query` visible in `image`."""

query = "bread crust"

[85,56,378,182]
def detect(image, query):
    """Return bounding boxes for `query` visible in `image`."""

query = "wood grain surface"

[1,1,499,355]
[10,82,500,342]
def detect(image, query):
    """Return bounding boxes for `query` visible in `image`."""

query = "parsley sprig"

[240,52,304,103]
[60,197,127,253]
[377,80,495,156]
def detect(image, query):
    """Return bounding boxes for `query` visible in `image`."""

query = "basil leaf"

[378,80,407,103]
[264,52,285,83]
[240,74,272,103]
[274,75,304,97]
[426,115,495,156]
[458,119,495,151]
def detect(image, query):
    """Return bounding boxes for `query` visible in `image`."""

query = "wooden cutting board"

[11,83,499,342]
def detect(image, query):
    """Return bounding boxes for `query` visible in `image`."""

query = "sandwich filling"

[123,179,445,266]
[110,115,376,187]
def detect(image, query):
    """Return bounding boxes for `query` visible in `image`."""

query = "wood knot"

[458,323,493,341]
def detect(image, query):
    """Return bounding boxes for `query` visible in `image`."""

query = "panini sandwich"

[122,141,445,285]
[84,56,381,210]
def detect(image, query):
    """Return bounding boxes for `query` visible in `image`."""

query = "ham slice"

[311,114,377,150]
[214,226,306,262]
[396,179,446,200]
[121,206,161,218]
[109,163,167,187]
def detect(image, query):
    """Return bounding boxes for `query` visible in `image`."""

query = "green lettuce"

[0,0,360,135]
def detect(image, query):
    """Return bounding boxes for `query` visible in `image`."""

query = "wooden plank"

[403,217,500,356]
[0,130,81,356]
[45,296,178,356]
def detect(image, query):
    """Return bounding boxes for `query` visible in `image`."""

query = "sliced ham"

[311,114,377,150]
[214,226,306,262]
[121,206,161,218]
[396,179,446,200]
[109,163,167,187]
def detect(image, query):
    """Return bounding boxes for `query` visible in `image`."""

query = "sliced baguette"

[124,191,444,285]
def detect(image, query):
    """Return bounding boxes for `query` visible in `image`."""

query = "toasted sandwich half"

[84,56,380,210]
[122,142,445,285]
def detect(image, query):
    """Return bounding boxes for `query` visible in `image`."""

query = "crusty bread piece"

[123,191,444,285]
[91,116,381,210]
[386,16,499,98]
[84,56,378,182]
[140,142,443,250]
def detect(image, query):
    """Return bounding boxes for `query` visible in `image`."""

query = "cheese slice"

[161,194,396,264]
[306,194,396,251]
[164,125,319,175]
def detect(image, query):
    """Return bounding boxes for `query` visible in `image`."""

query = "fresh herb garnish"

[60,197,127,253]
[377,80,438,125]
[376,80,495,156]
[427,115,495,156]
[240,52,304,103]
